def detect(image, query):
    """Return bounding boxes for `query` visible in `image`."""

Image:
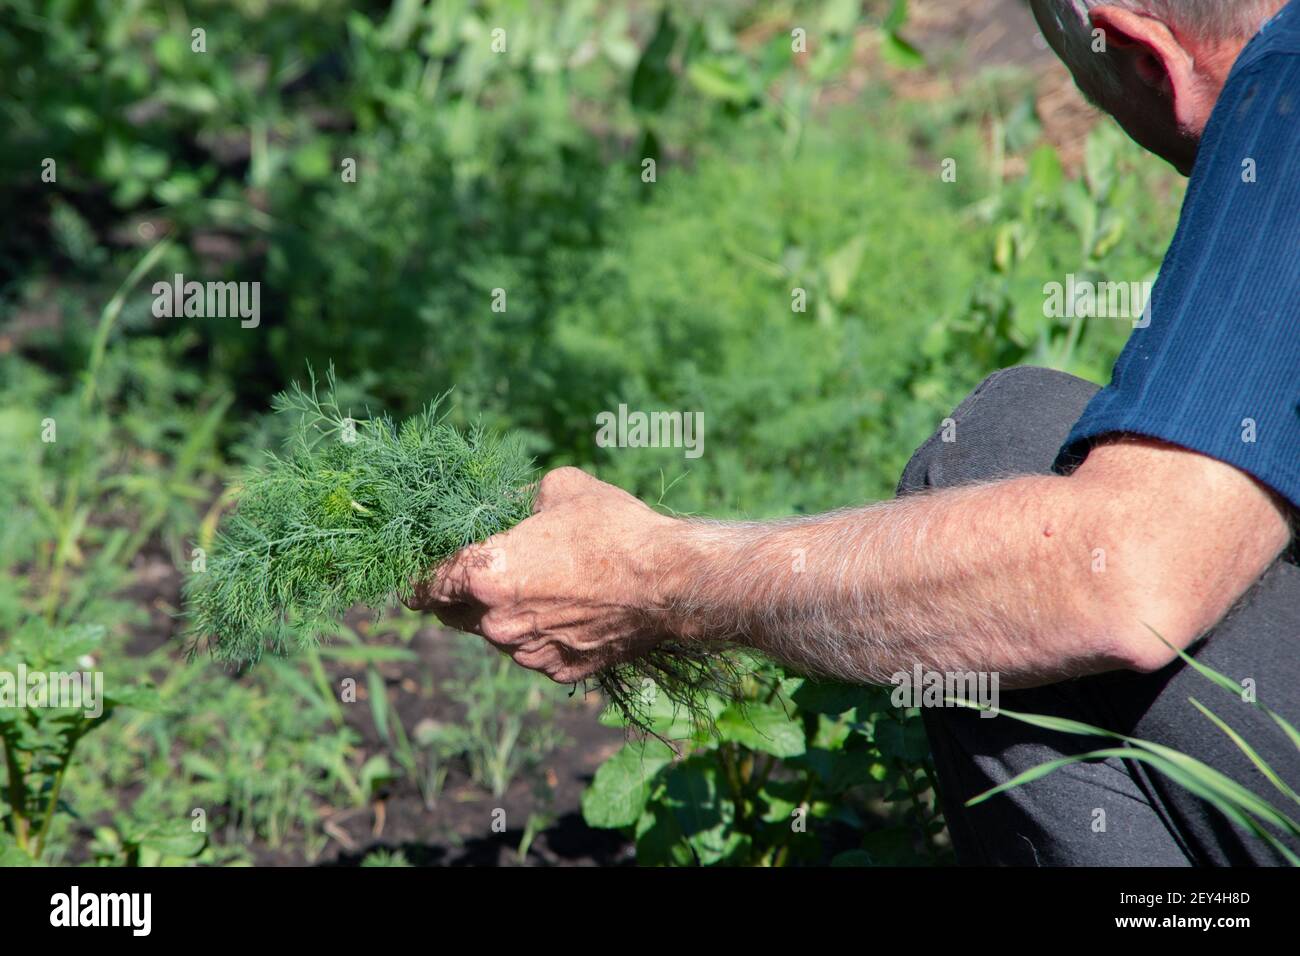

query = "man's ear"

[1089,5,1199,117]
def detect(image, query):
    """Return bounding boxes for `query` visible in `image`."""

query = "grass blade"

[1143,623,1300,753]
[1189,697,1300,808]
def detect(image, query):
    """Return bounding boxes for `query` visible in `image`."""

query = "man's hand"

[406,467,682,684]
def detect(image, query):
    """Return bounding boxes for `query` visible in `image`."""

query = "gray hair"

[1086,1,1282,38]
[1048,0,1283,101]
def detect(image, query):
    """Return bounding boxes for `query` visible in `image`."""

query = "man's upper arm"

[1069,437,1291,671]
[1054,52,1300,666]
[1060,51,1300,510]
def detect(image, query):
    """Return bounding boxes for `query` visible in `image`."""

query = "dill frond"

[186,369,744,730]
[184,369,536,664]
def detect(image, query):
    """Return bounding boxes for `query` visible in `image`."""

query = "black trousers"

[896,366,1300,866]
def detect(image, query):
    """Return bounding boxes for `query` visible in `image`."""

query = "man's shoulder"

[1235,0,1300,71]
[1206,4,1300,141]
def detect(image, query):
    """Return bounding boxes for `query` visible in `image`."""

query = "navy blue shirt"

[1060,2,1300,509]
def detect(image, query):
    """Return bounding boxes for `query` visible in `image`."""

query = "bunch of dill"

[185,374,536,664]
[186,372,743,736]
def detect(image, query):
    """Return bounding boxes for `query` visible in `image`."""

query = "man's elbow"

[1068,438,1291,676]
[1108,602,1203,674]
[1095,574,1227,675]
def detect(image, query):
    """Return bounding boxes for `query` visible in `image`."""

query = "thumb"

[531,466,598,513]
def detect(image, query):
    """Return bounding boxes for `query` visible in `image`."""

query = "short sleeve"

[1059,52,1300,509]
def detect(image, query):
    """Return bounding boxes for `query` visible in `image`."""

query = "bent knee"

[896,366,1100,494]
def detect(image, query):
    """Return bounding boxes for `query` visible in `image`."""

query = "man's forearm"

[651,476,1153,689]
[413,443,1285,688]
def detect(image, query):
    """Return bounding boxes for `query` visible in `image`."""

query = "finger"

[402,579,436,611]
[544,643,602,685]
[407,540,500,609]
[406,571,463,610]
[511,643,562,672]
[429,601,488,637]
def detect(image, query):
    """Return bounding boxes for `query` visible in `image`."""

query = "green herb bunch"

[187,372,744,735]
[185,373,536,664]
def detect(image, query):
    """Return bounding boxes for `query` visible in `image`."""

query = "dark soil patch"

[288,621,634,867]
[115,544,633,867]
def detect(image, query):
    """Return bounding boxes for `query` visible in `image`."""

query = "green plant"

[70,652,365,861]
[88,819,208,868]
[3,0,1196,869]
[184,370,537,664]
[445,634,570,799]
[0,242,222,864]
[0,621,163,864]
[582,659,948,866]
[360,847,411,867]
[409,718,464,810]
[964,632,1300,865]
[0,258,363,865]
[184,370,747,732]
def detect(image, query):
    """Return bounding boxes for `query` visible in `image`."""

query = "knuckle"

[538,466,588,500]
[478,619,511,647]
[493,621,533,646]
[550,665,585,685]
[512,647,544,668]
[545,465,584,483]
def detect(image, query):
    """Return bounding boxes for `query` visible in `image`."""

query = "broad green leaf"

[715,703,805,757]
[809,713,853,750]
[0,845,35,866]
[791,679,876,716]
[582,740,674,829]
[599,683,726,739]
[663,759,745,865]
[873,717,930,763]
[634,803,694,866]
[686,58,751,103]
[760,783,799,824]
[127,820,207,861]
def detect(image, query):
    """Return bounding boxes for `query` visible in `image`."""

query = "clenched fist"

[406,467,691,683]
